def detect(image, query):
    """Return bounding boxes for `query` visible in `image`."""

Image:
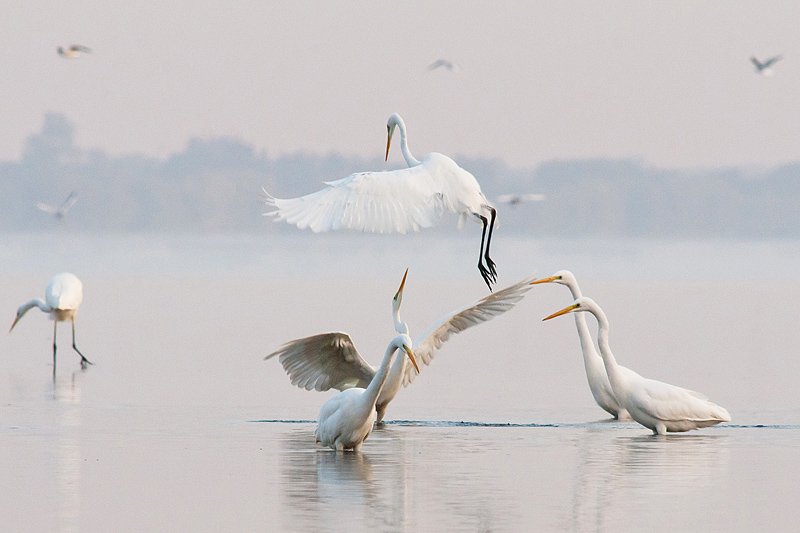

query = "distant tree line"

[1,112,798,238]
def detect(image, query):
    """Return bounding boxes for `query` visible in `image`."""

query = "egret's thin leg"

[72,320,92,368]
[483,207,497,280]
[477,215,494,291]
[53,320,58,376]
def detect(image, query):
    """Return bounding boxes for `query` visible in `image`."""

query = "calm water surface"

[1,232,799,532]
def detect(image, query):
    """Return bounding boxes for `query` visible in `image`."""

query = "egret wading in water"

[10,273,92,372]
[314,334,418,451]
[531,271,632,419]
[543,297,730,435]
[266,269,534,423]
[263,113,499,290]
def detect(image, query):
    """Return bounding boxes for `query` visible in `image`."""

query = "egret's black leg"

[72,320,92,369]
[483,206,497,280]
[477,214,494,291]
[53,321,58,377]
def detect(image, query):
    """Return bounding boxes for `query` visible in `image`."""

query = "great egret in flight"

[531,271,631,419]
[263,113,499,290]
[315,334,418,451]
[10,273,92,371]
[427,59,459,72]
[36,191,78,221]
[543,297,730,435]
[57,45,92,59]
[751,55,782,75]
[266,269,534,422]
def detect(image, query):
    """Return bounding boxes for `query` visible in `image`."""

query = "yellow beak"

[542,303,580,321]
[395,268,408,299]
[9,316,20,333]
[530,276,560,285]
[385,126,393,162]
[404,345,420,373]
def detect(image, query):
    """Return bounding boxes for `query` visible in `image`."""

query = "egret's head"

[542,296,595,321]
[385,113,402,161]
[395,333,419,373]
[9,311,23,333]
[530,270,576,288]
[393,268,408,310]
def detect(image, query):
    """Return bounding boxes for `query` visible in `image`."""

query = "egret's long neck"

[362,342,400,408]
[591,307,620,377]
[396,120,421,167]
[19,299,51,315]
[566,283,600,368]
[392,306,409,336]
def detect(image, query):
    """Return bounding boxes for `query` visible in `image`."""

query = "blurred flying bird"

[543,296,730,435]
[496,193,545,207]
[750,55,782,75]
[10,273,92,373]
[427,59,459,72]
[266,269,534,423]
[57,45,92,59]
[312,334,417,451]
[264,113,500,290]
[36,191,78,221]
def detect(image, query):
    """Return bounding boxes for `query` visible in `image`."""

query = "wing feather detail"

[264,332,376,392]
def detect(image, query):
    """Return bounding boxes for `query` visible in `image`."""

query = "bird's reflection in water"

[570,428,730,532]
[278,426,409,531]
[52,371,83,533]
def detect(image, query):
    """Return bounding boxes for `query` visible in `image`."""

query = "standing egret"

[10,273,92,372]
[263,113,499,290]
[531,271,631,419]
[57,45,92,59]
[36,191,78,221]
[314,334,418,451]
[266,270,534,422]
[543,297,730,435]
[751,55,782,75]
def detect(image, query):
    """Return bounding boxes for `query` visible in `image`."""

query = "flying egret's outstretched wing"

[264,164,446,234]
[265,332,377,391]
[70,45,92,53]
[403,274,536,386]
[60,192,78,212]
[762,55,783,68]
[36,203,58,214]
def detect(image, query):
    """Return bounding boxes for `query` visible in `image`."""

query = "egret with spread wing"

[266,270,534,422]
[543,297,730,435]
[531,271,632,419]
[751,55,782,75]
[10,273,92,373]
[263,113,499,290]
[36,191,77,221]
[314,334,417,451]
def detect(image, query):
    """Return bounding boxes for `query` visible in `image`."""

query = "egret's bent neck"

[590,307,619,372]
[395,119,421,167]
[392,308,409,336]
[363,342,400,408]
[18,299,51,315]
[566,283,597,363]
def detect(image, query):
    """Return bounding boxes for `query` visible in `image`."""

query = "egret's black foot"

[80,357,93,369]
[485,255,497,281]
[478,263,495,291]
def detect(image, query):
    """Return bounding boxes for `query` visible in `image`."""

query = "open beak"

[403,345,420,373]
[385,126,393,161]
[395,268,408,299]
[9,316,20,333]
[530,276,560,285]
[542,303,580,321]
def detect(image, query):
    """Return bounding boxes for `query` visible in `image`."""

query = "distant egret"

[57,45,92,59]
[496,193,545,207]
[531,271,631,419]
[263,113,499,290]
[314,334,418,451]
[266,269,534,423]
[427,59,459,72]
[751,55,782,75]
[543,297,730,435]
[10,273,92,371]
[36,191,78,221]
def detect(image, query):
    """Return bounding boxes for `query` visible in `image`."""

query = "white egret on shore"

[10,273,92,372]
[266,270,534,422]
[543,297,730,435]
[531,271,631,419]
[57,45,92,59]
[263,113,499,290]
[314,334,418,451]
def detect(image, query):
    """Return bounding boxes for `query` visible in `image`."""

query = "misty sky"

[3,1,798,169]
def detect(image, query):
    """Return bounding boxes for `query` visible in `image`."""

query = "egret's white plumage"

[543,297,730,435]
[266,270,535,422]
[57,45,92,59]
[263,113,499,290]
[531,271,632,419]
[36,191,78,221]
[751,55,782,75]
[314,334,417,451]
[10,273,92,371]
